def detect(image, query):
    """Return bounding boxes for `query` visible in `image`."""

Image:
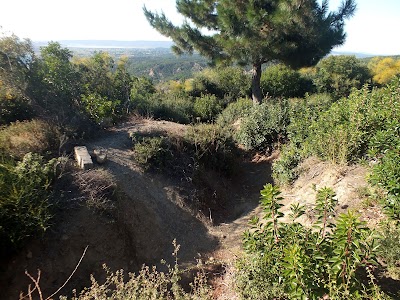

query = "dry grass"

[73,168,117,213]
[0,119,60,158]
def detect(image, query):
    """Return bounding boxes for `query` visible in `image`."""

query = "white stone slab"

[74,146,93,170]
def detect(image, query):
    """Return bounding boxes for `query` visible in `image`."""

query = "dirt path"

[84,118,275,263]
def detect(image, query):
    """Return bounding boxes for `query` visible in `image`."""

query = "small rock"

[96,153,107,164]
[341,204,349,209]
[27,251,33,259]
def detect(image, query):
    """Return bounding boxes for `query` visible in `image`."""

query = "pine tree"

[144,0,356,103]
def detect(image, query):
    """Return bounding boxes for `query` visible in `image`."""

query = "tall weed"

[238,184,385,299]
[0,153,58,253]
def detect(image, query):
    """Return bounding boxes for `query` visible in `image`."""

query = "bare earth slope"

[0,118,273,299]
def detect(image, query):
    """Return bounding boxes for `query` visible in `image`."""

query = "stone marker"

[74,146,93,170]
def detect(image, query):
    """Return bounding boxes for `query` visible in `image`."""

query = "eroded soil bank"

[0,118,273,299]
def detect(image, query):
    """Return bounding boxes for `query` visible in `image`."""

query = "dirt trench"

[0,118,274,299]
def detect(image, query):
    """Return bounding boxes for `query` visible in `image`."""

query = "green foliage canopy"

[144,0,356,103]
[313,55,371,99]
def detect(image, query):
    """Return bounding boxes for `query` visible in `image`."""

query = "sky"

[1,0,399,55]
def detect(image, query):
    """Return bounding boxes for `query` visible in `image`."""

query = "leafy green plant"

[378,222,400,280]
[80,93,120,126]
[236,100,289,151]
[272,143,302,186]
[369,146,400,220]
[261,64,312,98]
[312,55,371,99]
[239,184,382,299]
[0,153,58,253]
[287,93,333,146]
[136,92,194,124]
[216,97,253,128]
[193,94,222,122]
[186,124,238,175]
[133,136,176,170]
[300,79,400,164]
[189,67,250,101]
[132,124,237,177]
[0,91,33,125]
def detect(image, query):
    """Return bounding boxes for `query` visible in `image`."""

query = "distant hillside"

[331,51,375,59]
[33,40,174,50]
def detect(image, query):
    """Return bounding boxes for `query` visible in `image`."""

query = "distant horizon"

[31,40,397,58]
[2,0,399,56]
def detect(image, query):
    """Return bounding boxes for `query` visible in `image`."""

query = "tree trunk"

[251,63,262,104]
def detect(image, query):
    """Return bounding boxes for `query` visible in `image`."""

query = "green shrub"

[135,93,194,124]
[0,92,33,125]
[80,93,120,126]
[133,136,175,170]
[301,80,400,164]
[287,93,333,146]
[133,124,237,176]
[378,222,400,280]
[272,143,302,186]
[239,184,383,299]
[312,55,371,99]
[235,100,289,151]
[186,124,237,175]
[369,147,400,220]
[261,64,312,98]
[0,153,58,253]
[216,97,253,128]
[235,252,286,299]
[193,94,223,122]
[190,67,250,101]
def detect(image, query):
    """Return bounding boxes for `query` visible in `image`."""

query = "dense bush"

[151,93,195,124]
[260,64,312,98]
[272,94,334,186]
[0,153,58,253]
[81,93,120,125]
[133,135,178,171]
[132,124,237,176]
[369,146,400,220]
[276,79,400,216]
[186,124,238,175]
[272,143,302,186]
[193,94,223,122]
[237,184,384,299]
[302,80,399,164]
[287,93,334,145]
[378,223,400,280]
[189,67,250,101]
[0,90,33,125]
[312,55,371,99]
[235,100,289,151]
[216,97,253,128]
